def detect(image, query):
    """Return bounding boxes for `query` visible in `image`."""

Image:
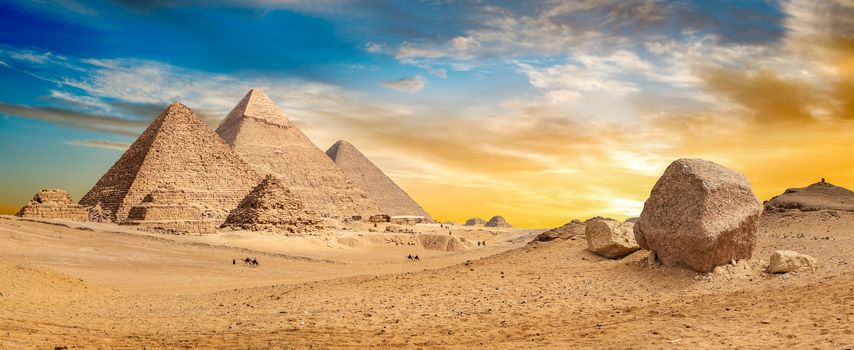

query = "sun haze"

[0,1,852,227]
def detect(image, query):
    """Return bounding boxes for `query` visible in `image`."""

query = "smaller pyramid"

[16,189,88,221]
[326,140,431,219]
[223,175,323,234]
[485,215,512,228]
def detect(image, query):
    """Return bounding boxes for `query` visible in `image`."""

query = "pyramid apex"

[165,101,190,111]
[219,89,289,131]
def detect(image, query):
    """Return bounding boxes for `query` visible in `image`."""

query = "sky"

[0,0,852,227]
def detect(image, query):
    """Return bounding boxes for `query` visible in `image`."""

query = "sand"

[0,211,852,349]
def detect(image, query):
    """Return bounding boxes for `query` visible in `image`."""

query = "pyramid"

[215,89,380,218]
[326,140,431,219]
[79,102,262,223]
[223,175,322,233]
[16,189,88,221]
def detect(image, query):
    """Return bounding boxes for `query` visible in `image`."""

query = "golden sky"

[0,1,852,228]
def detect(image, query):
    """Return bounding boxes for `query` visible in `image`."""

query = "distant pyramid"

[223,175,323,233]
[326,140,431,219]
[215,89,380,218]
[80,102,262,223]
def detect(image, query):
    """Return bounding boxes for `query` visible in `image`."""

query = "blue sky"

[1,0,852,226]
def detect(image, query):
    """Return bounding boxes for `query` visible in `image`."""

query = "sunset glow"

[1,1,852,227]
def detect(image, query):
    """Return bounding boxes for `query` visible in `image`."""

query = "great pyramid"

[223,175,323,234]
[79,102,262,223]
[326,140,431,219]
[215,89,380,218]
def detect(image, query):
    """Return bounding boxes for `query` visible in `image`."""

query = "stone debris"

[585,221,639,258]
[765,180,854,212]
[122,185,216,234]
[216,89,380,219]
[533,217,613,242]
[634,158,763,273]
[86,203,111,223]
[222,175,323,234]
[326,140,431,220]
[485,215,512,228]
[418,234,469,252]
[768,250,818,274]
[16,189,88,221]
[464,217,486,226]
[80,102,262,224]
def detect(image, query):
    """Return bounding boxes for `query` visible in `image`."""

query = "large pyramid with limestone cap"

[326,140,431,219]
[215,89,380,218]
[79,102,262,223]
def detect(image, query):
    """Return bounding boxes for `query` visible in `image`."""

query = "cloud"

[64,139,130,150]
[0,102,146,136]
[379,75,426,92]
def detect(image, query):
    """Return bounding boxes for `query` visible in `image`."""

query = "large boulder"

[485,215,512,228]
[768,250,818,273]
[586,221,639,258]
[634,158,763,272]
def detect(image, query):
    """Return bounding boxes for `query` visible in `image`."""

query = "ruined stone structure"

[222,175,323,234]
[326,140,431,220]
[485,215,512,228]
[79,103,262,224]
[16,189,88,221]
[122,185,216,234]
[216,89,380,219]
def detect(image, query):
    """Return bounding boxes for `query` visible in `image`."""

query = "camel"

[242,257,259,267]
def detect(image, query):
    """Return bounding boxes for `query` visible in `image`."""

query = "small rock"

[768,250,818,273]
[586,221,639,258]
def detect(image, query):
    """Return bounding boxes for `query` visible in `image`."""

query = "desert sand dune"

[1,210,851,349]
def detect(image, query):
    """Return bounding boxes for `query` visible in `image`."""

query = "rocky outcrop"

[485,215,512,228]
[765,180,854,212]
[222,175,322,234]
[586,221,639,258]
[533,217,613,242]
[634,158,763,273]
[768,250,818,273]
[16,189,88,221]
[464,217,486,226]
[418,234,469,252]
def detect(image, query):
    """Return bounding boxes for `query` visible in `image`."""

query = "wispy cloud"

[379,75,426,93]
[64,139,130,151]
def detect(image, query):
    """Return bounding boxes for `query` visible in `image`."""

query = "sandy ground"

[0,211,852,349]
